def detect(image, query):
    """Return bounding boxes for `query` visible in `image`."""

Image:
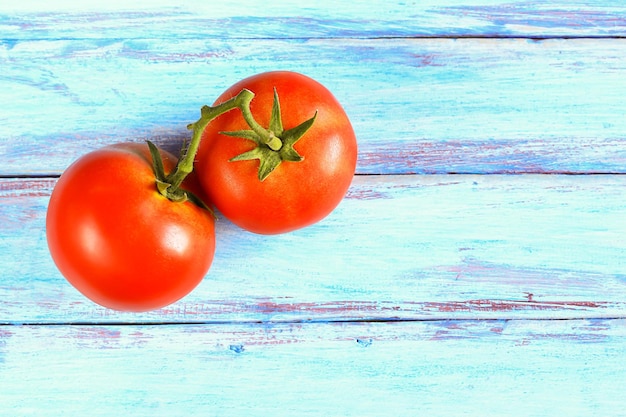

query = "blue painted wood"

[2,175,626,324]
[1,320,625,416]
[1,38,626,175]
[2,0,625,39]
[1,2,626,416]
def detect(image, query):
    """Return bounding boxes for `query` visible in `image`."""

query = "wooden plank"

[2,0,625,39]
[1,319,625,416]
[2,38,625,176]
[2,174,626,323]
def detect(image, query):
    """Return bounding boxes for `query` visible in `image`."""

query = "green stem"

[164,89,255,193]
[152,84,314,203]
[156,87,285,205]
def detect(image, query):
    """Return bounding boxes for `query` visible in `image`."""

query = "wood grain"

[1,319,625,416]
[2,2,626,415]
[2,0,625,39]
[2,38,625,176]
[2,174,625,324]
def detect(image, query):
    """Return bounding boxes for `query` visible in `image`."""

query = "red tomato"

[46,143,215,312]
[195,71,358,234]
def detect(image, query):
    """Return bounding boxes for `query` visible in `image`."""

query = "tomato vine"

[150,87,317,206]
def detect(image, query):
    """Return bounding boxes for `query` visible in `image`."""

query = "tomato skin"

[195,71,358,234]
[46,143,215,312]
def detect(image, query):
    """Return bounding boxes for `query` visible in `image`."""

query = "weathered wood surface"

[2,174,625,324]
[2,0,626,38]
[2,38,626,175]
[2,320,625,416]
[1,1,626,415]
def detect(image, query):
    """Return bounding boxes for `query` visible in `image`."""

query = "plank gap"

[4,315,626,327]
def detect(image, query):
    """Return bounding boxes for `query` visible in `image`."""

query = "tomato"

[195,71,358,234]
[46,143,215,312]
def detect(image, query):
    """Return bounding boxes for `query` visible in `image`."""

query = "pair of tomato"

[46,71,358,312]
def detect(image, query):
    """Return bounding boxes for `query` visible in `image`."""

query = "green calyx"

[225,89,317,181]
[149,87,317,207]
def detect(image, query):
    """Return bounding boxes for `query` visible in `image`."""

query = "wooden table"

[2,1,625,415]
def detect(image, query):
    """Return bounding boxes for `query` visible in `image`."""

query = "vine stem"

[166,89,249,192]
[151,85,316,203]
[155,88,280,202]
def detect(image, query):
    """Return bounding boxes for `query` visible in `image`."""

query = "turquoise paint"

[1,1,626,416]
[2,38,626,175]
